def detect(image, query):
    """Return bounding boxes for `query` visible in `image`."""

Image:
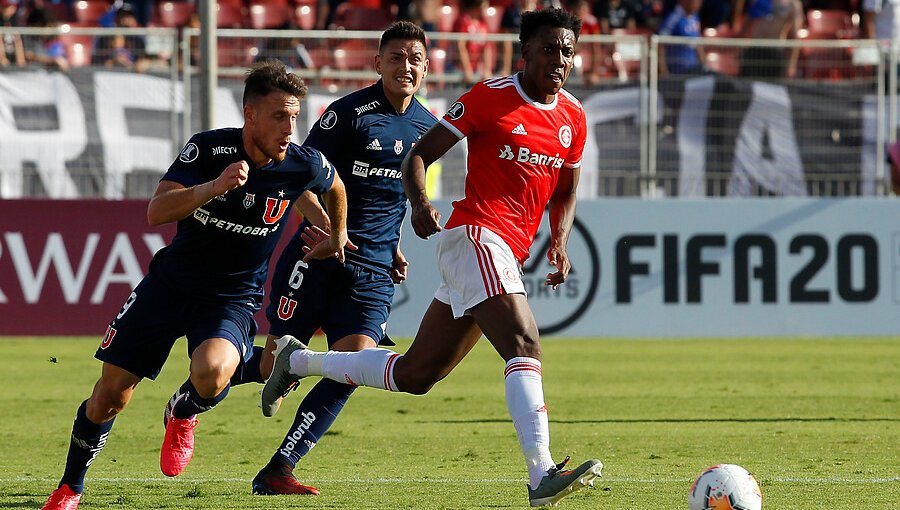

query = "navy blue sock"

[271,378,355,468]
[230,346,265,386]
[60,400,115,494]
[171,379,230,419]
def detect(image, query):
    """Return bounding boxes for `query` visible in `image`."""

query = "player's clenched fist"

[410,201,442,239]
[213,160,250,195]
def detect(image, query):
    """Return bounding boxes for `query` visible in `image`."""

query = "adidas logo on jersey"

[512,124,528,135]
[366,139,382,151]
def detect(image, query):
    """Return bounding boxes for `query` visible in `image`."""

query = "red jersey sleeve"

[565,100,588,169]
[439,82,489,140]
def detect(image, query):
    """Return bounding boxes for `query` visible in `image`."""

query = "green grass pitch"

[1,336,897,509]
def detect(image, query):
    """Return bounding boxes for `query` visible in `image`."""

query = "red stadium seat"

[611,28,651,81]
[217,3,245,28]
[483,5,503,33]
[156,1,195,28]
[330,5,394,30]
[60,35,94,67]
[249,2,292,29]
[805,9,855,39]
[218,39,256,67]
[72,0,112,25]
[332,40,374,70]
[294,4,316,29]
[703,48,740,76]
[437,4,457,32]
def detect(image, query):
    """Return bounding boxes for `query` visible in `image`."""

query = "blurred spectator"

[412,0,440,32]
[318,0,346,28]
[736,0,802,78]
[570,0,605,83]
[99,0,151,27]
[255,17,314,69]
[498,0,536,75]
[1,0,26,67]
[888,140,900,194]
[23,6,68,71]
[658,0,705,75]
[92,4,150,72]
[596,0,643,32]
[698,0,734,29]
[453,0,493,85]
[862,0,900,42]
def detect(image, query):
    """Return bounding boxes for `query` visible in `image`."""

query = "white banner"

[389,199,900,337]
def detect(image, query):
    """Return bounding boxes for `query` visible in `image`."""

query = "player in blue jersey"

[41,60,352,510]
[250,21,438,496]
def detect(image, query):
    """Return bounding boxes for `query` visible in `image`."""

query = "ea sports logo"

[524,214,599,334]
[558,125,572,148]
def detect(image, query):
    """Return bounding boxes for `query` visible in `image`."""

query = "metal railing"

[1,26,896,199]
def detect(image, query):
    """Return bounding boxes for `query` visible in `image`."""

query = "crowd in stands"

[0,0,885,82]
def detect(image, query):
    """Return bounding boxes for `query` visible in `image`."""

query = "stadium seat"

[437,4,457,32]
[72,0,112,25]
[156,1,195,28]
[703,48,740,76]
[330,5,394,30]
[216,3,245,28]
[249,2,292,29]
[44,3,73,23]
[60,35,94,67]
[611,28,651,81]
[294,4,316,29]
[218,39,256,67]
[332,40,373,70]
[805,9,855,39]
[483,5,503,33]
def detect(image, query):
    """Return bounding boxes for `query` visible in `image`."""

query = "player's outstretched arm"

[402,123,458,239]
[294,190,331,232]
[304,172,352,262]
[545,166,580,289]
[147,161,249,226]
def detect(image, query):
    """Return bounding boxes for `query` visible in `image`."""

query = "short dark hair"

[519,8,582,45]
[379,21,427,54]
[243,60,308,106]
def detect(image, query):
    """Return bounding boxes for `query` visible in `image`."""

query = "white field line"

[5,476,899,484]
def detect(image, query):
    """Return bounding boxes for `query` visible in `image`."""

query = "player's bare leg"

[161,338,240,477]
[43,364,140,510]
[254,333,376,495]
[392,299,483,394]
[470,293,602,506]
[263,299,482,405]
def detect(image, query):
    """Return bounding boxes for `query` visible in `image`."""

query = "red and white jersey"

[440,73,587,264]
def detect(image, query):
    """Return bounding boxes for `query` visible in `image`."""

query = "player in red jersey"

[262,8,602,507]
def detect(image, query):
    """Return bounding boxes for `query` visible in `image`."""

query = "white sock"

[291,347,401,391]
[504,357,555,489]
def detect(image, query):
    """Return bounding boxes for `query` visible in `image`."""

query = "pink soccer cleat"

[160,415,198,477]
[42,484,81,510]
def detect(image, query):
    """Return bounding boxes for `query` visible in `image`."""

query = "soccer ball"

[688,464,762,510]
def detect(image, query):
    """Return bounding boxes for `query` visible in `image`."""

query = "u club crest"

[243,193,255,208]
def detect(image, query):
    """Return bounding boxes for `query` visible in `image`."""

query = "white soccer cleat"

[527,456,603,507]
[260,335,307,417]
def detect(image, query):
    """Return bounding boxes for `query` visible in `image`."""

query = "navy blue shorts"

[266,238,393,347]
[95,273,259,380]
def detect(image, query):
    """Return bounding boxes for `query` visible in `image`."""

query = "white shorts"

[434,225,526,318]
